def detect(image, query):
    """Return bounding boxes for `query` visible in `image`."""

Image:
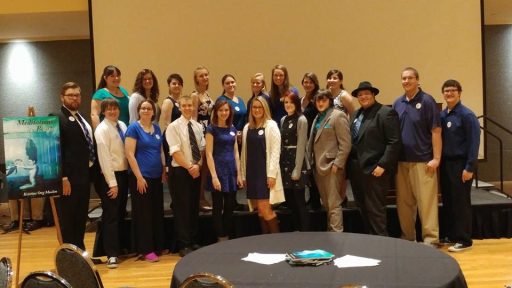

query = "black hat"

[351,81,379,97]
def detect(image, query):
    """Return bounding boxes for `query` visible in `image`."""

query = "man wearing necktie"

[53,82,99,250]
[166,95,205,257]
[348,81,401,236]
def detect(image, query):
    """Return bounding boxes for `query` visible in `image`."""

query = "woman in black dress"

[280,92,310,231]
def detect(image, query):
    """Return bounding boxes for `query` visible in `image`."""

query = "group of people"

[17,64,479,270]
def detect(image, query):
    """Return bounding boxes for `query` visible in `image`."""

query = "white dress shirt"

[166,115,205,168]
[94,119,128,187]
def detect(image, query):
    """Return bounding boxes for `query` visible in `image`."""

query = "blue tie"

[74,113,96,163]
[116,123,125,142]
[352,113,364,140]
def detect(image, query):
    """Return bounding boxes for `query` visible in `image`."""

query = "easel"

[11,106,63,287]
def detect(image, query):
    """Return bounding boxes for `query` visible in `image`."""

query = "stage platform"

[91,183,512,257]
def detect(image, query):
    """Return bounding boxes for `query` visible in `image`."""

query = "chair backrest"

[21,271,72,288]
[0,257,13,288]
[179,272,234,288]
[54,243,104,288]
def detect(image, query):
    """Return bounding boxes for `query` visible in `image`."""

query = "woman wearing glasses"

[125,100,166,262]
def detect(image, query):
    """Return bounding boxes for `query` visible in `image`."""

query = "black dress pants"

[129,174,165,255]
[349,158,389,236]
[170,167,200,249]
[97,171,128,257]
[58,181,90,250]
[440,158,473,246]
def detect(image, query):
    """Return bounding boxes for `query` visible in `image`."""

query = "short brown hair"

[100,98,120,115]
[402,66,419,79]
[60,82,80,96]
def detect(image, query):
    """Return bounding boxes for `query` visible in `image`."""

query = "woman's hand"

[212,177,221,191]
[237,175,244,188]
[137,177,148,194]
[267,177,276,189]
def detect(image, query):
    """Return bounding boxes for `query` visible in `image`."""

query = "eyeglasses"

[63,93,81,98]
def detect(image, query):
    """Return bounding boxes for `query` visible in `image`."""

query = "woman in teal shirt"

[91,65,130,129]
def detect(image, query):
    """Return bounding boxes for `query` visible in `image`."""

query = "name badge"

[235,106,240,112]
[415,103,422,109]
[230,131,236,136]
[447,121,452,128]
[69,116,75,122]
[258,130,264,136]
[288,123,293,129]
[156,135,161,140]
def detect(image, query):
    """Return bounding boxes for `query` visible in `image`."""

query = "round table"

[171,232,467,288]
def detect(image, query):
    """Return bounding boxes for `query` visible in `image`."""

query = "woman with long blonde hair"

[241,96,284,233]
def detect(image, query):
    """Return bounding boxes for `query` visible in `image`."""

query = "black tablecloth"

[171,232,467,288]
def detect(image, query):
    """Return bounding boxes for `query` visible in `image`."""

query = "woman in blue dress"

[205,100,243,241]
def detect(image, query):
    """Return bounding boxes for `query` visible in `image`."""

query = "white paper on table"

[241,253,287,265]
[334,254,381,268]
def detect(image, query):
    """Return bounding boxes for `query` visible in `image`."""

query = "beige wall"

[91,0,483,119]
[0,0,87,14]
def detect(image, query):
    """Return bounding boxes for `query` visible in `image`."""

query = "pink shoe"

[144,252,159,262]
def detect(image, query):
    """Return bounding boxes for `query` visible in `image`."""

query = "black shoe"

[439,237,454,245]
[24,220,43,232]
[2,221,19,233]
[179,247,194,257]
[307,201,321,211]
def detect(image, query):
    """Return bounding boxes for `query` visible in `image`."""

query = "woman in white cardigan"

[241,96,284,233]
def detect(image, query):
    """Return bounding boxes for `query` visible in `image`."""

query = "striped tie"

[188,122,201,163]
[352,113,364,140]
[75,113,96,163]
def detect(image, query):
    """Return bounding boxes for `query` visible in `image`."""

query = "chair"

[54,243,104,288]
[179,272,234,288]
[0,257,13,288]
[20,271,71,288]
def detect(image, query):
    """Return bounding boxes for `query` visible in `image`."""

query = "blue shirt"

[125,122,163,178]
[393,89,441,162]
[440,102,480,172]
[217,95,247,131]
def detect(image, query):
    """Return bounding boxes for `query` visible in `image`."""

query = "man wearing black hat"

[348,81,401,236]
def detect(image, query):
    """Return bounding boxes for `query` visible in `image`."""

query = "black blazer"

[52,106,97,185]
[350,102,401,175]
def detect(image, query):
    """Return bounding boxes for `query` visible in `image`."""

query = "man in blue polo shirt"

[439,79,480,252]
[392,67,441,245]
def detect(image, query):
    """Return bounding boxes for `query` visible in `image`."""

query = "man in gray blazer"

[308,90,351,232]
[348,81,401,236]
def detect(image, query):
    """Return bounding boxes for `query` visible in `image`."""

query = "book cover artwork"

[3,116,61,199]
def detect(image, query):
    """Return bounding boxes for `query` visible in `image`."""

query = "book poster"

[2,116,61,199]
